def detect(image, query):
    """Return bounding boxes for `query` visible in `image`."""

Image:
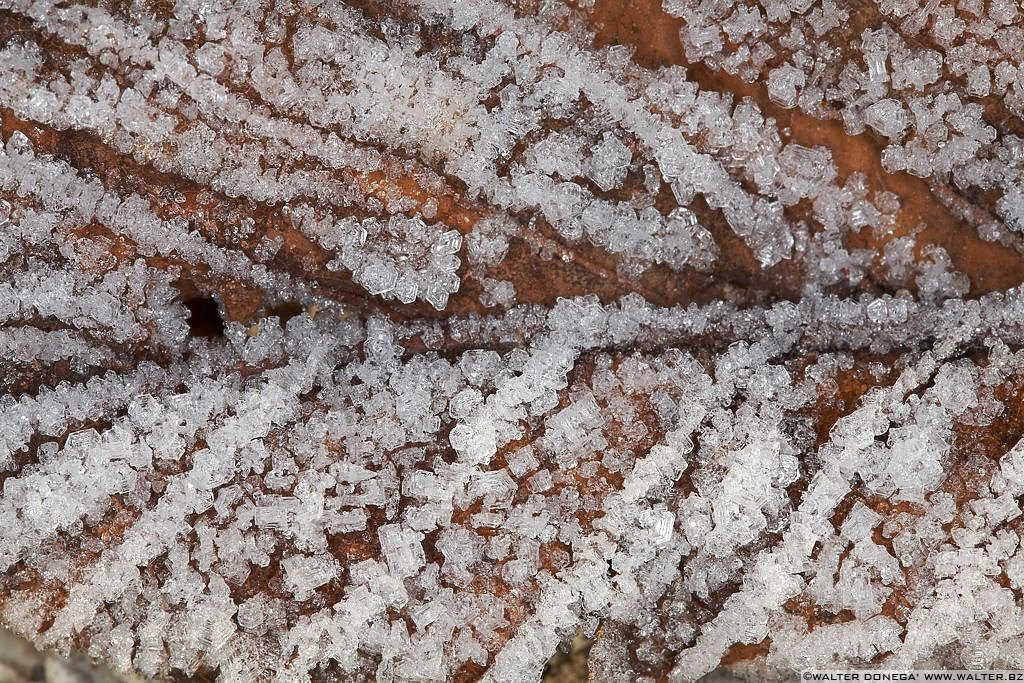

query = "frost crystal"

[3,0,1024,681]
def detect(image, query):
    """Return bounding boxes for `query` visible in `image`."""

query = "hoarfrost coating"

[3,0,1024,681]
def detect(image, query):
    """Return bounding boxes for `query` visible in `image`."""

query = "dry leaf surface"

[2,0,1024,680]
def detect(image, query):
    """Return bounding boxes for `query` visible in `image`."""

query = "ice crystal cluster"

[3,0,1024,680]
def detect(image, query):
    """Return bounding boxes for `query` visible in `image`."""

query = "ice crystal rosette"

[2,0,1024,680]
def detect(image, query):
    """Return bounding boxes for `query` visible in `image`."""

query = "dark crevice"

[183,296,226,338]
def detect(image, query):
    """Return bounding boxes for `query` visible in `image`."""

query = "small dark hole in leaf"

[266,301,304,326]
[183,296,225,338]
